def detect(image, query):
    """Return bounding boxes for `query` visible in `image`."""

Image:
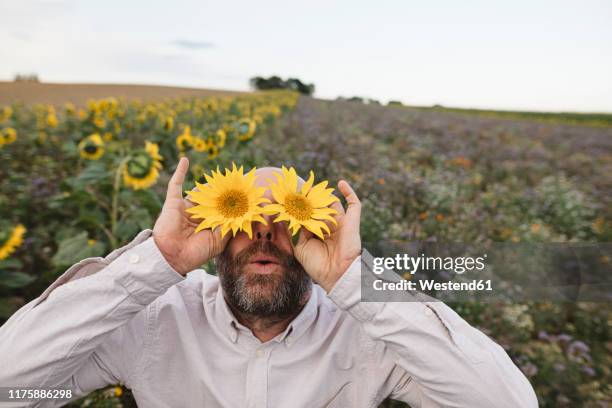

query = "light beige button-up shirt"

[0,229,537,407]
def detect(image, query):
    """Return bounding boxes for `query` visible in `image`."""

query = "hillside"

[0,81,245,106]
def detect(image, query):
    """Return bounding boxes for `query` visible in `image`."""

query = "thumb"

[165,157,189,202]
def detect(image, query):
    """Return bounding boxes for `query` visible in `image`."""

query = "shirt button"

[256,349,264,357]
[129,254,140,264]
[286,336,292,344]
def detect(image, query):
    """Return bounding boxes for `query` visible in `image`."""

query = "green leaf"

[119,189,134,204]
[61,141,78,155]
[0,258,23,270]
[0,271,36,288]
[115,221,140,243]
[131,208,153,230]
[55,227,81,243]
[77,206,108,227]
[51,231,106,268]
[72,162,112,189]
[134,189,162,214]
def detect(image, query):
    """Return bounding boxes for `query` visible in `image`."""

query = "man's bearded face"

[216,238,311,318]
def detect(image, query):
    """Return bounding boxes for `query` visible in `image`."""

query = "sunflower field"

[1,92,611,407]
[0,90,297,314]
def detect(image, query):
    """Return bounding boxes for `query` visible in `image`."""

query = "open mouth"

[249,253,280,266]
[247,252,281,273]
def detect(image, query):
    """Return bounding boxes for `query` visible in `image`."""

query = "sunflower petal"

[301,170,315,195]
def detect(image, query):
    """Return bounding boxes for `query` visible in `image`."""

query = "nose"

[253,214,274,241]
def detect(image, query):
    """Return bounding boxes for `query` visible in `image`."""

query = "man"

[0,158,538,407]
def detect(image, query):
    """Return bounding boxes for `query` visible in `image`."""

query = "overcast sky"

[1,0,611,112]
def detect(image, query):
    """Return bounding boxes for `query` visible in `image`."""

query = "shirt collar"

[210,279,319,346]
[213,283,240,343]
[281,283,318,347]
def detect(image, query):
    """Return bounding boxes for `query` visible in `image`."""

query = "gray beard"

[216,240,312,319]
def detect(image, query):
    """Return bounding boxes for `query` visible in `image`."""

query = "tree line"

[250,76,315,96]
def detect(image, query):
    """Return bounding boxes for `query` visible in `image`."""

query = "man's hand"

[153,157,230,275]
[293,180,362,292]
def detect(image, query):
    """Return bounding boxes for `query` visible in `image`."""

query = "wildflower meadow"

[0,92,610,407]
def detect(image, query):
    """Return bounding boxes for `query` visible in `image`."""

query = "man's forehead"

[254,167,306,189]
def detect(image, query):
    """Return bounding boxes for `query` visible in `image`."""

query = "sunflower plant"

[122,141,163,190]
[78,133,105,160]
[176,125,194,152]
[235,118,257,142]
[0,222,35,294]
[0,128,17,148]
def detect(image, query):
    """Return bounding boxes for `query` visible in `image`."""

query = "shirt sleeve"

[326,249,538,408]
[0,229,184,405]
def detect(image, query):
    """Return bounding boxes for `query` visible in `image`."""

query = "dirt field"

[0,81,246,106]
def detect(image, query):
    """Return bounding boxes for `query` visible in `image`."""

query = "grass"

[410,105,612,127]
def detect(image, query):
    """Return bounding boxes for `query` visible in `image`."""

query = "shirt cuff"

[326,252,384,322]
[106,234,185,305]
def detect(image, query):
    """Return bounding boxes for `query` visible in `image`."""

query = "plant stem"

[110,156,130,248]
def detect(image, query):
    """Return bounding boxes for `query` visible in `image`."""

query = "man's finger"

[166,157,189,201]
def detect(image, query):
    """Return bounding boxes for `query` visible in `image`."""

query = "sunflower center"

[285,193,313,221]
[84,144,98,154]
[127,153,153,178]
[217,189,249,218]
[238,123,250,134]
[180,139,189,148]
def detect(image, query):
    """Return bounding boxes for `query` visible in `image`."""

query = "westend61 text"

[373,279,493,292]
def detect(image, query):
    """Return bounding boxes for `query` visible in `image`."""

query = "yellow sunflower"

[4,128,17,144]
[235,118,257,142]
[176,125,194,152]
[122,141,163,190]
[205,139,220,160]
[78,133,105,160]
[65,102,76,116]
[1,128,17,147]
[162,115,174,131]
[215,128,227,148]
[192,137,207,152]
[0,224,26,261]
[94,116,106,129]
[185,163,270,238]
[46,107,58,128]
[0,106,13,123]
[264,166,339,240]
